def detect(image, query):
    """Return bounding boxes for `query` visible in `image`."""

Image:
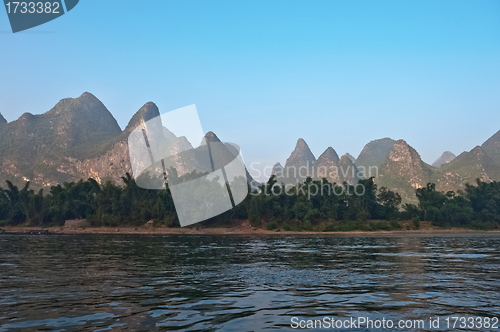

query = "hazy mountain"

[440,146,500,184]
[355,138,396,175]
[345,153,356,164]
[316,147,340,167]
[315,147,340,182]
[482,129,500,164]
[432,151,456,167]
[3,92,500,201]
[376,140,434,202]
[285,138,316,168]
[200,131,258,188]
[338,154,362,184]
[0,113,6,124]
[271,162,284,176]
[284,138,316,181]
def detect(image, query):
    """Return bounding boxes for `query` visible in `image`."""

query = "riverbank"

[2,223,500,237]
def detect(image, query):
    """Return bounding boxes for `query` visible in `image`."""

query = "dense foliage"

[0,174,499,231]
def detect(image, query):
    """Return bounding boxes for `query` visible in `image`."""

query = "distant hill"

[355,138,396,174]
[0,113,6,124]
[432,151,456,167]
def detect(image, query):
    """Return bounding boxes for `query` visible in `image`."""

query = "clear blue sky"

[1,0,499,179]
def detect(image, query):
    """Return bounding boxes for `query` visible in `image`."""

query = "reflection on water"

[0,234,499,331]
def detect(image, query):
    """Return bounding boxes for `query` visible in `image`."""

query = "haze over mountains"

[1,92,500,203]
[432,151,456,168]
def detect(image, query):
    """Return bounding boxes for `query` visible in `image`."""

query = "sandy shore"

[2,224,500,237]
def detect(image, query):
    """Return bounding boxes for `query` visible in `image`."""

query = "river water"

[0,234,499,331]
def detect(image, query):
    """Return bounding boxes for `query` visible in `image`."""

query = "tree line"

[0,173,499,231]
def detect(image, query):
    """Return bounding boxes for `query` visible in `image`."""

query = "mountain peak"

[125,102,160,133]
[388,140,418,161]
[317,147,340,165]
[297,137,307,145]
[18,112,36,122]
[345,153,356,164]
[0,113,6,124]
[356,137,396,170]
[340,154,358,166]
[432,151,456,167]
[271,162,284,177]
[285,138,316,168]
[79,91,98,101]
[204,131,221,143]
[338,154,361,184]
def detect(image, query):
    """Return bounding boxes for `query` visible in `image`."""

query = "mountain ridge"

[2,92,500,203]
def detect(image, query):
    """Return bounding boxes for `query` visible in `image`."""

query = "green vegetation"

[0,173,499,231]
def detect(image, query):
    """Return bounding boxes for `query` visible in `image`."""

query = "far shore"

[2,225,500,237]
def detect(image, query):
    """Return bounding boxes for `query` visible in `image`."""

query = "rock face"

[432,151,456,167]
[376,140,434,202]
[0,113,6,124]
[355,138,396,175]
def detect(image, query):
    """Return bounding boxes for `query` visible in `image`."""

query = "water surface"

[0,234,499,331]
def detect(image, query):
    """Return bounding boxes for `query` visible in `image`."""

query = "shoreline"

[2,225,500,237]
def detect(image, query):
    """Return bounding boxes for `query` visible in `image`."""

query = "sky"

[1,0,499,180]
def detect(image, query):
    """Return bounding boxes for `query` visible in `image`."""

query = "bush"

[412,216,421,229]
[369,220,391,231]
[282,221,292,231]
[339,220,357,232]
[323,222,336,232]
[470,220,498,230]
[302,220,312,231]
[390,219,401,230]
[267,221,277,230]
